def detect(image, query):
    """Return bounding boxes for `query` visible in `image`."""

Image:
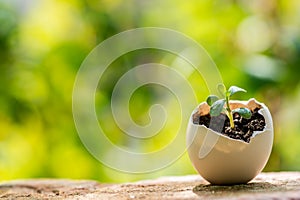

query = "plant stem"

[228,110,234,129]
[226,95,235,129]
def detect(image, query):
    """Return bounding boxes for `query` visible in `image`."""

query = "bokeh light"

[0,0,300,182]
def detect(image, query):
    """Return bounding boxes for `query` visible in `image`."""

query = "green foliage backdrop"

[0,0,300,182]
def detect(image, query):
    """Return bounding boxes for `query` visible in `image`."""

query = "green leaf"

[206,95,219,106]
[228,86,246,97]
[217,83,226,97]
[232,107,252,119]
[210,99,226,116]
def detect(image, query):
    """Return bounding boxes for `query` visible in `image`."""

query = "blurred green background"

[1,0,300,183]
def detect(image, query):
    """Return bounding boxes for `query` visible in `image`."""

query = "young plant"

[206,84,252,129]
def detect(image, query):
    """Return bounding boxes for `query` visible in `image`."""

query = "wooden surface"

[1,172,300,199]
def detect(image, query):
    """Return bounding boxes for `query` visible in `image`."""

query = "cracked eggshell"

[186,98,273,185]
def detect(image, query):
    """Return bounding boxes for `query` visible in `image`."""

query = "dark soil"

[193,108,266,143]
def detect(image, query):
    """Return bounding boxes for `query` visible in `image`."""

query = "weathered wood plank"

[1,172,300,199]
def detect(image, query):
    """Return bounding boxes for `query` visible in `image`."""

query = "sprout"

[206,84,252,129]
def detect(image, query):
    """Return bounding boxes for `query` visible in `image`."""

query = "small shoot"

[206,84,252,129]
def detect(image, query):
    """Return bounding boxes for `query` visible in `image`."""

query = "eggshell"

[186,98,273,185]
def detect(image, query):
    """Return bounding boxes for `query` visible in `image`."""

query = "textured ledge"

[1,172,300,199]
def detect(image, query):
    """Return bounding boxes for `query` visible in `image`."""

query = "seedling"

[206,84,252,129]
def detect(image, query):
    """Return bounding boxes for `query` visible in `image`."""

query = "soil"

[193,108,266,143]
